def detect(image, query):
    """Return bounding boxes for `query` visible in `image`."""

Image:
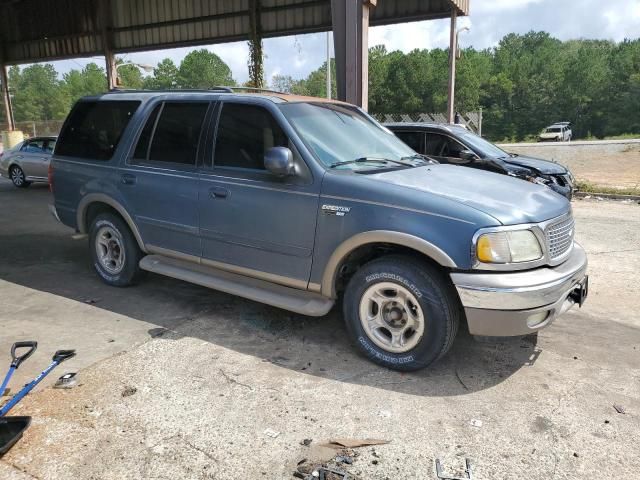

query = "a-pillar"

[331,0,376,110]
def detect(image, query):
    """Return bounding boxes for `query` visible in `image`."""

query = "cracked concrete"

[0,180,638,479]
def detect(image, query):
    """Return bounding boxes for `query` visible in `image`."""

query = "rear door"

[19,139,49,179]
[197,100,319,288]
[122,100,211,258]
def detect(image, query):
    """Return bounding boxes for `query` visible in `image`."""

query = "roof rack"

[107,86,286,94]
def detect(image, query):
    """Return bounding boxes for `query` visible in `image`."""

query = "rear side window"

[132,102,208,166]
[214,103,288,170]
[22,140,46,153]
[394,131,424,154]
[56,101,140,160]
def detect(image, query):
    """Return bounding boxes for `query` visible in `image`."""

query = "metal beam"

[446,7,457,124]
[98,0,117,90]
[331,0,375,109]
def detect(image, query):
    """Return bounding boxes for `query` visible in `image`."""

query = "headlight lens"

[476,230,543,264]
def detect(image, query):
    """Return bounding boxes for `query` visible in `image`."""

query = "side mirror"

[459,149,478,162]
[264,147,295,177]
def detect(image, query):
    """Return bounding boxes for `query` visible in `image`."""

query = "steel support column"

[331,0,376,109]
[99,0,117,90]
[1,63,15,131]
[446,7,457,124]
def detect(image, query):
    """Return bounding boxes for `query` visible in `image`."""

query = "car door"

[197,100,320,288]
[425,133,469,165]
[121,100,211,258]
[393,130,426,154]
[18,139,49,179]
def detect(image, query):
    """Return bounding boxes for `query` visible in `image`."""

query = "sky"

[48,0,640,85]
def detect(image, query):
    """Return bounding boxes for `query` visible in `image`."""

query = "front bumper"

[451,243,588,336]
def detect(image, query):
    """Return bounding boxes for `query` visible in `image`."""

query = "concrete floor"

[0,178,638,479]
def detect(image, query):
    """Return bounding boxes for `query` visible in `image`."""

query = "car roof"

[25,136,57,141]
[384,122,469,134]
[82,88,350,106]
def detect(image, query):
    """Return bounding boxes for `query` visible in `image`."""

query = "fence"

[373,110,483,135]
[0,120,65,138]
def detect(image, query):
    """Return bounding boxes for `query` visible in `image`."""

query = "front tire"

[89,213,143,287]
[10,166,30,188]
[343,255,460,371]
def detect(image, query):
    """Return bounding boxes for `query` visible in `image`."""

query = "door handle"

[209,186,229,199]
[121,173,136,185]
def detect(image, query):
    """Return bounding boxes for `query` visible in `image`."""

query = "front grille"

[545,215,574,260]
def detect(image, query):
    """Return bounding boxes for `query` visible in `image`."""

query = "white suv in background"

[539,122,572,142]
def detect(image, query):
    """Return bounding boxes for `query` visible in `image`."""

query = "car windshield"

[279,102,419,170]
[546,127,562,132]
[457,130,509,159]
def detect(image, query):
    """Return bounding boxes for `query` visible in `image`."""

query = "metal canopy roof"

[0,0,468,65]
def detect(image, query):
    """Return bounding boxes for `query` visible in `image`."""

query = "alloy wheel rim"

[11,168,24,186]
[95,225,125,274]
[358,281,425,353]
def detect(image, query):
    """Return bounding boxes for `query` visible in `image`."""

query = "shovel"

[0,342,75,455]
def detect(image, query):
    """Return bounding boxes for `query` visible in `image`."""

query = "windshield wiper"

[329,157,412,169]
[400,154,437,165]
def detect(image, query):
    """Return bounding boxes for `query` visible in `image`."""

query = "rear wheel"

[9,166,30,188]
[89,213,143,287]
[343,255,459,371]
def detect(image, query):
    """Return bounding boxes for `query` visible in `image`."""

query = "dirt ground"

[0,180,638,479]
[500,140,640,190]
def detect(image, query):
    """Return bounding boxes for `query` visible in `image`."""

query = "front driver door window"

[425,133,468,165]
[197,101,319,287]
[394,131,425,154]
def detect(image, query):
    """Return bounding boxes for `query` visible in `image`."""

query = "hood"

[502,154,568,175]
[369,164,569,225]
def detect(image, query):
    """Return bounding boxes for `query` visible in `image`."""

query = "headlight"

[476,230,543,264]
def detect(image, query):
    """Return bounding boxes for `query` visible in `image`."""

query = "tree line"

[2,32,639,141]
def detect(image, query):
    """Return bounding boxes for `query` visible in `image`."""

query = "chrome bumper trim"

[48,204,61,223]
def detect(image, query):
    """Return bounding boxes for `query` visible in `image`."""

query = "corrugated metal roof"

[0,0,468,64]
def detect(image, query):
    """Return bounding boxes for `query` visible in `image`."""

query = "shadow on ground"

[0,181,543,397]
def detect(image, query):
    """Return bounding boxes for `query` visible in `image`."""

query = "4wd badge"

[322,204,351,216]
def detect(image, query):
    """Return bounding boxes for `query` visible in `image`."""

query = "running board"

[139,255,334,317]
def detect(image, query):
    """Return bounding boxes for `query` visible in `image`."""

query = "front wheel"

[343,255,460,371]
[10,166,31,188]
[89,213,143,287]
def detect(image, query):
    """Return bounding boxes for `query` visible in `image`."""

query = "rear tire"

[9,166,30,188]
[343,255,459,371]
[89,213,143,287]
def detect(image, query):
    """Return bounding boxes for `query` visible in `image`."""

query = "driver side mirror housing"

[459,149,478,162]
[264,147,295,177]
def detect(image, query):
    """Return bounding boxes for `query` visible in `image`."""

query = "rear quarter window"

[55,100,140,160]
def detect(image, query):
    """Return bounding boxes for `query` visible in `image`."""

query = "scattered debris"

[573,452,579,458]
[148,327,168,338]
[301,438,313,446]
[323,439,389,449]
[107,339,115,343]
[53,372,78,389]
[83,298,100,304]
[335,454,353,465]
[469,419,483,428]
[613,404,626,414]
[435,458,473,480]
[121,386,137,397]
[264,428,280,438]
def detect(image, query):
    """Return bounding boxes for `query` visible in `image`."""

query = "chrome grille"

[545,215,574,260]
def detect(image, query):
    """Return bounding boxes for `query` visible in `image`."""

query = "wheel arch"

[77,194,146,252]
[321,231,457,298]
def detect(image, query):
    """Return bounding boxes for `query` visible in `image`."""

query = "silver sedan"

[0,136,57,188]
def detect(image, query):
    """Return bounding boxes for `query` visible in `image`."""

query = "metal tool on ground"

[435,458,473,480]
[0,342,76,455]
[53,372,78,389]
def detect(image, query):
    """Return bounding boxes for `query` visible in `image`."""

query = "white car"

[539,122,572,142]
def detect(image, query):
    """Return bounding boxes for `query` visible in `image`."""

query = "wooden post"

[446,8,457,124]
[99,0,117,90]
[1,63,15,131]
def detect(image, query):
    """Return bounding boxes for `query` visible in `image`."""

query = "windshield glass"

[546,127,562,133]
[457,130,509,158]
[279,102,418,170]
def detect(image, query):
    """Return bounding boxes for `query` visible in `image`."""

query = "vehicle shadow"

[0,182,541,397]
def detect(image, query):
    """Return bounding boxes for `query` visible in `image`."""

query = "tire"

[9,165,31,188]
[343,255,460,371]
[89,213,143,287]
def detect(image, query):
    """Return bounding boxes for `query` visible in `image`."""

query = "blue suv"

[50,89,588,371]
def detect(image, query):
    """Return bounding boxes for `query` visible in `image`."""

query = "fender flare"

[76,193,147,252]
[320,230,457,298]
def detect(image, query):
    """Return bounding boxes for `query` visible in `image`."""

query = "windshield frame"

[278,101,420,172]
[455,129,510,159]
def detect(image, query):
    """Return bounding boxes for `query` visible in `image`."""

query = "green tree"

[9,64,68,121]
[62,63,107,101]
[143,58,179,89]
[178,49,235,88]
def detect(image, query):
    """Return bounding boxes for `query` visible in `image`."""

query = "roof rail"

[225,86,286,94]
[107,86,288,94]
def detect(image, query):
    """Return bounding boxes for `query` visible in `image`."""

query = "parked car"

[50,90,588,371]
[539,122,572,142]
[386,123,575,199]
[0,136,57,188]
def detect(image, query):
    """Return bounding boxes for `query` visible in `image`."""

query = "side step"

[139,255,334,317]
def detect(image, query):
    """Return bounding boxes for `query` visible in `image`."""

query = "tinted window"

[132,104,162,161]
[147,102,208,165]
[22,140,45,153]
[425,133,465,158]
[394,131,424,154]
[44,140,56,154]
[56,101,140,160]
[214,103,288,170]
